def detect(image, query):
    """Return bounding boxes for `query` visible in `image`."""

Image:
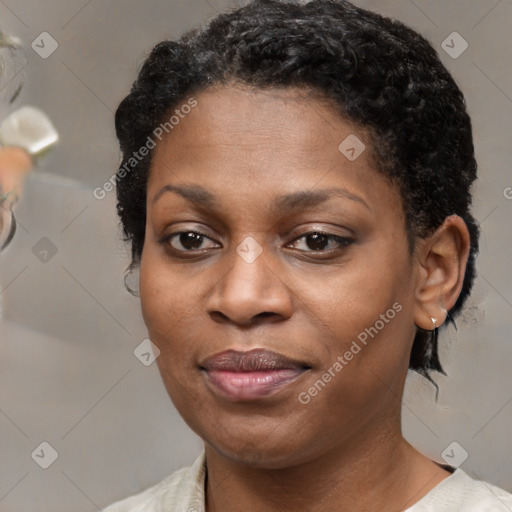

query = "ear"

[413,215,471,330]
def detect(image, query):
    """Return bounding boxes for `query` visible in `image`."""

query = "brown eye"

[289,231,353,253]
[305,232,330,251]
[160,230,220,253]
[174,232,206,250]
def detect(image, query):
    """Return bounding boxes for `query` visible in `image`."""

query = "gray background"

[0,0,511,510]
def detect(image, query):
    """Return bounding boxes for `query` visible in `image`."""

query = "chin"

[201,419,317,469]
[211,444,294,469]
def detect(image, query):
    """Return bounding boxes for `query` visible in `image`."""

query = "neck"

[204,415,450,512]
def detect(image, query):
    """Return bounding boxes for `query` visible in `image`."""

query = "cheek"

[139,250,205,406]
[139,262,168,336]
[292,254,407,344]
[139,248,193,348]
[139,245,217,380]
[292,245,414,392]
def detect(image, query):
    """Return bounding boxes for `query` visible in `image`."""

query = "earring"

[431,317,437,330]
[123,264,140,297]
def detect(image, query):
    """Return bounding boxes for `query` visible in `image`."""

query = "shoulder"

[101,450,206,512]
[407,468,512,512]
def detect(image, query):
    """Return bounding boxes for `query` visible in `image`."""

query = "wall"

[0,1,510,510]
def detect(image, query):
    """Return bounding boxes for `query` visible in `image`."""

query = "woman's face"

[140,85,419,468]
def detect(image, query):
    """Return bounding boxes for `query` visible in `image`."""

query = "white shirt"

[102,450,512,511]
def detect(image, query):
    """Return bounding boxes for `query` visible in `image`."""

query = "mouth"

[199,348,311,401]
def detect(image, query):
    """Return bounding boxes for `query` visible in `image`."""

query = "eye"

[287,231,353,253]
[160,230,220,252]
[159,229,352,256]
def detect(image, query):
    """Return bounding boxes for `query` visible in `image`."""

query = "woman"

[104,0,512,510]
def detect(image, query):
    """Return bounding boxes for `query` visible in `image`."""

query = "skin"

[139,84,470,511]
[0,146,33,236]
[0,146,32,207]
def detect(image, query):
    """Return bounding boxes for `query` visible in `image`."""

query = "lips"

[200,348,311,401]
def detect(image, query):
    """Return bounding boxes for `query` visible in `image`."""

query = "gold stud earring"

[431,317,437,330]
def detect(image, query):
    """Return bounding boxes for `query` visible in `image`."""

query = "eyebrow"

[152,184,370,213]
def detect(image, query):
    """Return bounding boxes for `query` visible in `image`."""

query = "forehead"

[153,85,362,157]
[147,84,400,216]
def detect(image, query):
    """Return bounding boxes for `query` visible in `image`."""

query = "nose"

[205,240,293,327]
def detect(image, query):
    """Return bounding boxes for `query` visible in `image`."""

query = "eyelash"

[158,229,354,256]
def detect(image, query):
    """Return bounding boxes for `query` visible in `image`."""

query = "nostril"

[256,312,274,318]
[208,310,283,326]
[210,311,229,322]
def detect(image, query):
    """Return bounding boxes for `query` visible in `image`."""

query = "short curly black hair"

[114,0,479,388]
